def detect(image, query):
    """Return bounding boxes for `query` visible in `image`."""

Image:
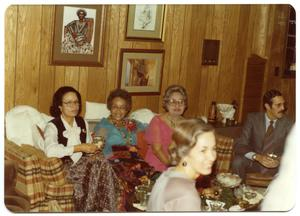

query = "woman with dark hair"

[44,86,124,212]
[147,119,217,211]
[144,84,188,171]
[93,88,146,158]
[93,89,155,210]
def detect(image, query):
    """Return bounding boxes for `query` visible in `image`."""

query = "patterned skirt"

[63,154,125,212]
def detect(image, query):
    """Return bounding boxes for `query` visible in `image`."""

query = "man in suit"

[232,89,293,180]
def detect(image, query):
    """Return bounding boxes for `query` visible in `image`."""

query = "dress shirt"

[44,116,91,164]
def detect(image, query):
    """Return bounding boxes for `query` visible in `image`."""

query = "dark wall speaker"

[202,39,220,65]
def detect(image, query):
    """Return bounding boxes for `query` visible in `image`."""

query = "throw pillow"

[84,101,110,121]
[6,110,34,146]
[129,108,155,124]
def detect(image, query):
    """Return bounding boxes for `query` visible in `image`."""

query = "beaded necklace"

[108,116,134,145]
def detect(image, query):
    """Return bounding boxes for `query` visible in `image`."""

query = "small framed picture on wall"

[118,49,164,95]
[126,5,165,40]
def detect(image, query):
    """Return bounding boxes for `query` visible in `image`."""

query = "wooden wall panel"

[54,66,65,92]
[38,6,55,113]
[217,6,239,103]
[5,6,17,113]
[167,5,186,85]
[5,5,294,123]
[78,67,89,115]
[233,5,251,120]
[15,6,42,107]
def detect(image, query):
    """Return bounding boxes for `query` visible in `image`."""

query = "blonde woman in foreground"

[147,119,217,211]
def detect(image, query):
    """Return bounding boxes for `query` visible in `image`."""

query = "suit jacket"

[235,112,293,158]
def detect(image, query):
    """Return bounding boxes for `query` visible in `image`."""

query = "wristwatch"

[252,154,257,161]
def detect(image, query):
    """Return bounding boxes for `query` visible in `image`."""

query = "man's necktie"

[265,120,274,137]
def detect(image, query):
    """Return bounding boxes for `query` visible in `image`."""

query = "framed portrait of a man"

[52,5,106,66]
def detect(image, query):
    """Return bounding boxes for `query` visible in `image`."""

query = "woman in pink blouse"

[144,85,188,171]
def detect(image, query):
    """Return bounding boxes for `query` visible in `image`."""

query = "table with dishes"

[199,172,266,211]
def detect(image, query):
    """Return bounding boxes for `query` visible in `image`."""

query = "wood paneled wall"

[5,5,295,121]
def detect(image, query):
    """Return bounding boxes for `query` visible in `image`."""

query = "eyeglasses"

[111,105,127,111]
[168,99,185,106]
[63,101,80,107]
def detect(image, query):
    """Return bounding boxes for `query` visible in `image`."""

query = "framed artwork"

[118,49,164,95]
[126,5,165,40]
[52,5,106,66]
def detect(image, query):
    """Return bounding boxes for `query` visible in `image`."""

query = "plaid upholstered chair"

[5,140,74,212]
[214,134,235,174]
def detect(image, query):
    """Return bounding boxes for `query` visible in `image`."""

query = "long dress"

[93,117,156,209]
[44,116,124,212]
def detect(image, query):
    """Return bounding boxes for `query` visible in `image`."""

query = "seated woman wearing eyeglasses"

[44,86,123,212]
[144,85,188,172]
[93,89,155,209]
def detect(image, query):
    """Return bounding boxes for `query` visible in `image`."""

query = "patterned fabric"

[214,135,234,173]
[40,158,66,186]
[63,154,125,212]
[5,141,45,211]
[45,183,74,212]
[5,141,74,212]
[109,157,156,209]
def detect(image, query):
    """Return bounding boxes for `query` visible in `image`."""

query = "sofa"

[4,103,234,212]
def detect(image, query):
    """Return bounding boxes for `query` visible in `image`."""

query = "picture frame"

[126,5,165,40]
[118,49,165,95]
[52,5,106,66]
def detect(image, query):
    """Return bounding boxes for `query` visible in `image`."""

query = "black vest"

[51,116,87,146]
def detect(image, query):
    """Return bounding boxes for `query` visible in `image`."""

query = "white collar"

[265,113,277,125]
[60,115,78,130]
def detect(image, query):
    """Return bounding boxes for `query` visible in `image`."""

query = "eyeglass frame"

[62,100,80,107]
[167,99,186,107]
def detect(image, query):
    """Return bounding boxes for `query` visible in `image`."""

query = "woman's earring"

[182,161,187,167]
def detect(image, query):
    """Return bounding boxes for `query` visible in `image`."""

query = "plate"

[229,205,245,211]
[242,190,264,205]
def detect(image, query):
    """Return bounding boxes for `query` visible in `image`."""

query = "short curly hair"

[162,85,188,111]
[170,118,214,165]
[50,86,82,118]
[263,89,283,109]
[107,88,132,112]
[76,9,87,17]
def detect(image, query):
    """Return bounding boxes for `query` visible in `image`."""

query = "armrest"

[5,141,45,209]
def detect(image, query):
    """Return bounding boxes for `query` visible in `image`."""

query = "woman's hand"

[74,143,100,154]
[255,154,280,168]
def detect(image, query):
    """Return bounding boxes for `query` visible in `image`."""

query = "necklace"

[108,116,133,145]
[166,114,182,128]
[108,116,126,128]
